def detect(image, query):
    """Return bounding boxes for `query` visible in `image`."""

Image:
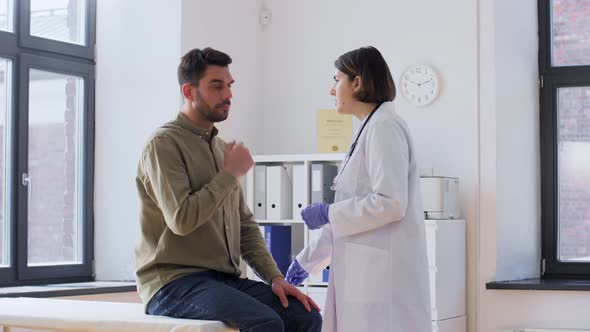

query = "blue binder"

[322,267,330,282]
[264,226,292,275]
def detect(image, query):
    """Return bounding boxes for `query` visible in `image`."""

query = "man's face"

[192,65,234,123]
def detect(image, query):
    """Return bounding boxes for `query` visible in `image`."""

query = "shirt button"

[225,226,229,230]
[204,131,209,136]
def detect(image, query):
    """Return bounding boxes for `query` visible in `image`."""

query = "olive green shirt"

[135,113,282,306]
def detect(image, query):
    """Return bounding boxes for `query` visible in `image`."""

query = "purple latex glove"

[285,259,309,286]
[301,203,330,230]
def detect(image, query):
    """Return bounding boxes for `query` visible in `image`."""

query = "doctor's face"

[330,70,357,115]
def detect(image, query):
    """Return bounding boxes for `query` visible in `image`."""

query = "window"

[540,0,590,276]
[29,0,87,45]
[0,0,95,286]
[0,57,11,268]
[0,0,14,33]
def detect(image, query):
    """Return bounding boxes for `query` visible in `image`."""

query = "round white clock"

[400,64,440,106]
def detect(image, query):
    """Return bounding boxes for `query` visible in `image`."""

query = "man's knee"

[300,309,322,331]
[262,315,284,331]
[245,310,284,332]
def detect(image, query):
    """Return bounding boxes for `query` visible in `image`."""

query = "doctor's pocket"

[344,242,390,304]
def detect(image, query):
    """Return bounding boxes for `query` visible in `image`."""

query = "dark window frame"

[0,0,96,287]
[539,0,590,278]
[19,0,96,60]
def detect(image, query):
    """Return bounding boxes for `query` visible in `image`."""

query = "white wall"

[479,0,590,331]
[483,291,590,331]
[94,0,182,280]
[181,0,265,154]
[262,1,480,330]
[494,0,540,282]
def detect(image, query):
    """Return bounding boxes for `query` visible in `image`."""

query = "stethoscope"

[330,101,385,191]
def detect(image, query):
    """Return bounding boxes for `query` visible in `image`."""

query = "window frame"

[19,0,96,60]
[17,53,94,281]
[0,50,17,284]
[539,0,590,277]
[0,0,95,287]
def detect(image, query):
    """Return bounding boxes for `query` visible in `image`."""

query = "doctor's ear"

[352,76,362,92]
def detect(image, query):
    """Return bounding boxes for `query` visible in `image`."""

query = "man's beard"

[195,91,230,123]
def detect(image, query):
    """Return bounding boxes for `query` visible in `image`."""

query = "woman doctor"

[285,46,432,332]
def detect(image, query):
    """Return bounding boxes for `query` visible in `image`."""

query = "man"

[135,47,322,332]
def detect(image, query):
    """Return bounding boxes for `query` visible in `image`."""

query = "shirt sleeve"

[296,225,333,274]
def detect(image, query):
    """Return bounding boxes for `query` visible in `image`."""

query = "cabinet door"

[425,220,466,321]
[307,286,327,314]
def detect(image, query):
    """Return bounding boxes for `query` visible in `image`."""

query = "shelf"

[486,278,590,291]
[256,220,304,225]
[248,153,337,295]
[303,282,328,287]
[253,153,345,163]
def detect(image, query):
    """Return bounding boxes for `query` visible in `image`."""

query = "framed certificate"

[316,109,352,153]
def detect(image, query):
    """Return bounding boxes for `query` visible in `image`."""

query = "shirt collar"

[176,112,219,140]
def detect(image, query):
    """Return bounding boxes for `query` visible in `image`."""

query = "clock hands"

[406,78,433,87]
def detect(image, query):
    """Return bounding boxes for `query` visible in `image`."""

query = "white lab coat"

[297,102,431,332]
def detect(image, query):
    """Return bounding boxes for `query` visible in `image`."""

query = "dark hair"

[177,47,232,86]
[334,46,395,103]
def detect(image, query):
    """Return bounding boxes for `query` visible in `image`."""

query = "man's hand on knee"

[271,276,320,313]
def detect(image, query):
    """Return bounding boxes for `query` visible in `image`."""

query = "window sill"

[486,278,590,291]
[0,281,136,298]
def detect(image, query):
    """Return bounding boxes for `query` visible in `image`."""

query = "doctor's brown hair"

[334,46,396,103]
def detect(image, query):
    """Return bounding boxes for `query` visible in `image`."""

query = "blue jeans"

[147,271,322,332]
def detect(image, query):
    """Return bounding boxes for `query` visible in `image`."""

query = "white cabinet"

[245,154,466,332]
[426,219,466,331]
[306,286,328,313]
